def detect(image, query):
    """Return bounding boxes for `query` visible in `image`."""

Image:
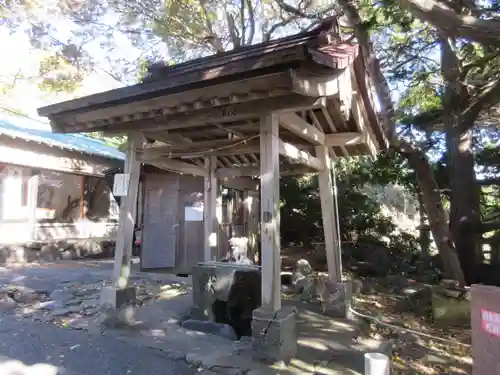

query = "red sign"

[481,308,500,337]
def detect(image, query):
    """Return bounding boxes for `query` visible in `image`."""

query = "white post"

[260,112,281,312]
[204,156,218,261]
[112,133,142,286]
[316,145,341,284]
[364,353,390,375]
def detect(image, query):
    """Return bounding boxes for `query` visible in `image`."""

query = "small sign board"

[113,173,130,197]
[184,204,204,222]
[482,308,500,337]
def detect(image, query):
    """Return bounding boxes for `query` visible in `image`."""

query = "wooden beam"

[216,164,313,178]
[259,112,281,312]
[279,112,325,145]
[146,158,208,177]
[320,106,349,157]
[112,133,142,285]
[324,132,364,146]
[141,137,256,159]
[0,142,120,177]
[278,139,324,170]
[45,72,293,124]
[65,94,324,134]
[150,133,193,145]
[316,145,341,284]
[220,176,259,191]
[290,69,341,97]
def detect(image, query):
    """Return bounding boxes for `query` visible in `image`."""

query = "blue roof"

[0,117,125,161]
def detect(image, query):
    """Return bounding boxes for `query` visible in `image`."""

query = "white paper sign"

[113,173,130,196]
[185,204,204,222]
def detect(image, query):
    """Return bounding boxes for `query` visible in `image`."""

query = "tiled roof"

[0,116,125,160]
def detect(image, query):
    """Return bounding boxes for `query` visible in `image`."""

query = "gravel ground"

[0,314,196,375]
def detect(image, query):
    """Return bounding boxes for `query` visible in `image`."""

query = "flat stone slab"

[181,320,238,341]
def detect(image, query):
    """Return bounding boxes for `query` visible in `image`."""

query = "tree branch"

[245,0,255,45]
[274,0,315,18]
[239,0,246,45]
[198,0,224,52]
[396,0,500,45]
[461,79,500,129]
[226,11,241,48]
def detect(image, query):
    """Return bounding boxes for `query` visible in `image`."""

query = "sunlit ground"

[0,358,59,374]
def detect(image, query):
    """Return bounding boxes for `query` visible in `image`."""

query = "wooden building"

[138,168,259,273]
[0,116,123,243]
[37,22,386,327]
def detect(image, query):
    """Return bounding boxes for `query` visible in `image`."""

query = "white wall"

[0,164,120,244]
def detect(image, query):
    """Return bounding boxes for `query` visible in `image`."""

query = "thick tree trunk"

[446,125,481,283]
[441,37,482,285]
[338,0,466,285]
[402,147,465,284]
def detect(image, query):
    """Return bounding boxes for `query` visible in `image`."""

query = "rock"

[9,286,38,303]
[292,259,313,292]
[181,320,238,341]
[39,301,58,310]
[49,289,75,302]
[83,307,100,316]
[73,239,104,258]
[185,352,203,366]
[39,244,61,261]
[81,298,100,309]
[74,288,99,297]
[431,285,470,326]
[51,305,81,316]
[64,298,85,306]
[164,350,186,361]
[0,294,17,311]
[98,304,137,327]
[211,366,244,375]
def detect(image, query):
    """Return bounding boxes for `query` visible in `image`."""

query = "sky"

[0,6,148,130]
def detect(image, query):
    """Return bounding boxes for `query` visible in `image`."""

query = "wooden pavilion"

[38,21,386,360]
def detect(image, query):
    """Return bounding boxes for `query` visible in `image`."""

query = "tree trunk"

[396,0,500,45]
[417,190,431,261]
[441,36,481,285]
[338,0,466,285]
[446,125,481,283]
[402,147,465,284]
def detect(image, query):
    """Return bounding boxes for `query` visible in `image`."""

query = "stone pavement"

[0,259,391,375]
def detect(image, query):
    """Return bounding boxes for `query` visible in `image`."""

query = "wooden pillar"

[79,175,86,219]
[27,175,39,241]
[112,133,142,285]
[260,113,281,312]
[316,145,341,283]
[204,156,218,261]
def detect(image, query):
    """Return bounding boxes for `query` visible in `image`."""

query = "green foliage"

[280,151,416,247]
[37,54,84,92]
[87,132,127,149]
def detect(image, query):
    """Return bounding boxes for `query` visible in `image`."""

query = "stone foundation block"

[251,306,297,364]
[431,285,470,326]
[100,286,136,309]
[324,281,353,318]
